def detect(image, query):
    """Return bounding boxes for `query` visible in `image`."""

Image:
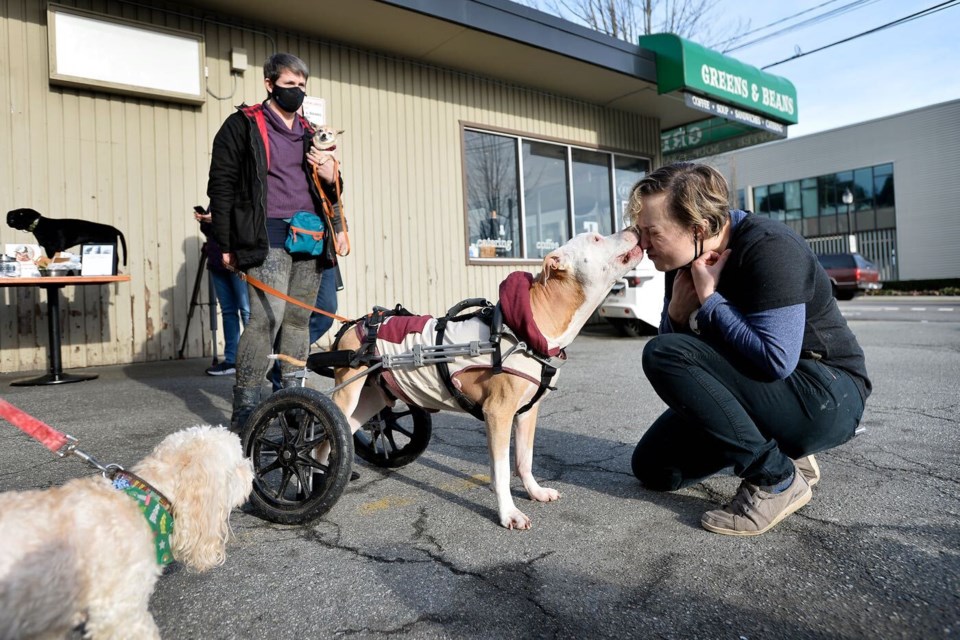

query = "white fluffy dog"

[0,425,254,639]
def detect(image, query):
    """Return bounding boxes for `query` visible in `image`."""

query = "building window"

[735,188,746,211]
[572,148,613,236]
[614,156,650,225]
[800,178,818,218]
[751,162,896,240]
[523,140,569,259]
[784,181,801,220]
[754,185,768,216]
[767,183,786,221]
[464,130,521,259]
[463,127,650,261]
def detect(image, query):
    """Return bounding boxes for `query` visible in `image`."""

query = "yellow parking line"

[358,474,490,514]
[359,496,415,513]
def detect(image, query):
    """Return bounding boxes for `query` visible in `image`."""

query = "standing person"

[628,162,871,536]
[308,263,342,347]
[207,52,349,432]
[194,207,250,375]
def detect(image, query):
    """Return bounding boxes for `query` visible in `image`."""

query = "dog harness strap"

[517,360,560,416]
[434,300,495,421]
[111,470,174,566]
[490,303,505,374]
[242,104,270,170]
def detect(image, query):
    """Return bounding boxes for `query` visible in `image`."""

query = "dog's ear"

[540,250,570,283]
[163,428,250,572]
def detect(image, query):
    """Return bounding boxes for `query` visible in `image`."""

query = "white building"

[708,99,960,283]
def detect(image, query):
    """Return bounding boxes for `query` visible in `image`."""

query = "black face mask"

[271,85,305,113]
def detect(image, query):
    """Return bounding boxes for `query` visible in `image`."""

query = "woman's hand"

[668,268,700,326]
[690,249,732,303]
[307,147,337,185]
[335,231,349,256]
[193,212,212,224]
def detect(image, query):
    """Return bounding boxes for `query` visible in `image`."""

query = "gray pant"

[235,248,322,388]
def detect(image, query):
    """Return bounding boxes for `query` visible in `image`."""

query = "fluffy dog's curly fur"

[0,425,254,639]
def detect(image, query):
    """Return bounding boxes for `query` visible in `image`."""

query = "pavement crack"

[869,403,960,425]
[829,448,960,490]
[333,614,448,637]
[295,526,432,566]
[411,505,444,553]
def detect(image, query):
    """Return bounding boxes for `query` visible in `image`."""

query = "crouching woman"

[628,162,871,536]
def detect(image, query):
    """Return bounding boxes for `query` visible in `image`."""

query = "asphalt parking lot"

[1,307,958,639]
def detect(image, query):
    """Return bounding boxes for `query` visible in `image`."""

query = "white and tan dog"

[331,229,644,530]
[0,426,254,640]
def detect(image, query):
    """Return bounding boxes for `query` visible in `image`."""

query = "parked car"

[597,259,664,336]
[816,252,882,300]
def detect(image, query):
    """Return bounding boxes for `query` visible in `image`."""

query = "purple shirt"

[262,105,316,220]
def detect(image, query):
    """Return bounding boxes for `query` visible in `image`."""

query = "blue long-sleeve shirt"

[659,210,805,380]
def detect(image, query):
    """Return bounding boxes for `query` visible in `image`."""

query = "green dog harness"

[111,470,175,566]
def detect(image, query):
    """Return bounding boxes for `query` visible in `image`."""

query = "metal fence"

[807,228,899,281]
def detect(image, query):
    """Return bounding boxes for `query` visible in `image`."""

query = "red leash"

[0,398,114,473]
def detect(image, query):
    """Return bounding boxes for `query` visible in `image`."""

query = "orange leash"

[313,157,350,256]
[225,263,350,323]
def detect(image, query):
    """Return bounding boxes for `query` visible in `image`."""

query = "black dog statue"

[6,208,127,266]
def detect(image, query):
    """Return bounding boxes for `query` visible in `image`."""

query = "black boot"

[280,375,303,390]
[230,386,260,434]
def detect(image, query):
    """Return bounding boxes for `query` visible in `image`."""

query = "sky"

[522,0,960,139]
[678,0,960,137]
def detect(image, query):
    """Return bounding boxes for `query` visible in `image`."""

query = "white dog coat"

[370,314,553,413]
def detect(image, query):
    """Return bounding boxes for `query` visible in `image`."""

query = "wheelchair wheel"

[242,387,354,525]
[353,402,432,468]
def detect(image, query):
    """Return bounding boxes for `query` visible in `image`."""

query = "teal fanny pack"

[285,211,326,256]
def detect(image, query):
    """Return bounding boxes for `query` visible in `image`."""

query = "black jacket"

[207,101,344,269]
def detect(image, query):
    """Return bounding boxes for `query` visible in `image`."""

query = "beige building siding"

[0,0,660,374]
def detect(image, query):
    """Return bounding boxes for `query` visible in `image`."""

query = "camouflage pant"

[234,248,322,388]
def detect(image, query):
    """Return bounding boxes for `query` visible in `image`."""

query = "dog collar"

[111,470,175,566]
[26,218,39,232]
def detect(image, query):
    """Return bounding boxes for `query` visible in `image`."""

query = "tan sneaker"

[794,455,821,487]
[701,469,812,536]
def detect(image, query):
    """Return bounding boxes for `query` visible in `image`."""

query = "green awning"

[640,33,798,125]
[661,117,782,162]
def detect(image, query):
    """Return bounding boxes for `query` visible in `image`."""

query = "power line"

[715,0,842,52]
[723,0,882,54]
[762,0,960,69]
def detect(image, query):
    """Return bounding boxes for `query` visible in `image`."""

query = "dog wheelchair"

[240,299,519,525]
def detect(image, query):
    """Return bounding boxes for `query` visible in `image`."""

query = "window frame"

[461,123,651,264]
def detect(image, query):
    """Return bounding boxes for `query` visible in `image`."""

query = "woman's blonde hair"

[628,162,730,237]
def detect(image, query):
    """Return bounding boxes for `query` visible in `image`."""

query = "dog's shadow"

[352,411,725,531]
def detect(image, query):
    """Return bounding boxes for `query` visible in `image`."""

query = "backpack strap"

[241,103,270,170]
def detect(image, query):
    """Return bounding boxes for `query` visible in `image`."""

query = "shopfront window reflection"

[523,141,569,259]
[572,148,612,236]
[464,130,520,259]
[462,127,650,260]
